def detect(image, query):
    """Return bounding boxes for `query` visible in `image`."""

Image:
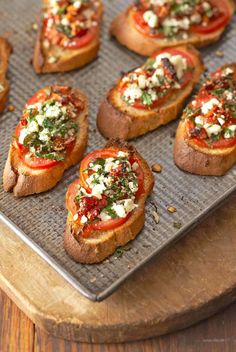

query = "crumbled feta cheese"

[91,184,106,199]
[18,129,28,145]
[154,52,187,79]
[202,1,211,11]
[73,214,79,221]
[201,98,221,114]
[138,75,147,89]
[195,116,204,126]
[191,13,202,24]
[162,17,190,30]
[123,199,137,213]
[217,116,225,126]
[35,114,45,126]
[118,151,129,158]
[143,10,158,28]
[225,91,233,100]
[223,67,234,77]
[132,162,139,171]
[112,203,127,218]
[99,211,112,221]
[81,215,88,224]
[45,104,62,118]
[39,129,50,142]
[73,0,82,9]
[123,84,142,104]
[27,120,39,133]
[169,54,187,80]
[61,17,70,26]
[204,124,222,137]
[224,126,236,139]
[129,182,138,193]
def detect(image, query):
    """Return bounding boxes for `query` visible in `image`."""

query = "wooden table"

[1,288,236,352]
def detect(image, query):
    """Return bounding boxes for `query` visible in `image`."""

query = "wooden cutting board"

[0,192,236,344]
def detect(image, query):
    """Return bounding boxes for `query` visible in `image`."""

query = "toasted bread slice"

[174,63,236,176]
[97,45,204,140]
[0,37,12,112]
[3,87,88,197]
[64,139,154,264]
[174,120,236,176]
[110,1,235,56]
[33,0,103,74]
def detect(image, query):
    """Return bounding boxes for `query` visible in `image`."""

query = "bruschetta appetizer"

[0,37,12,112]
[110,0,235,56]
[3,85,88,197]
[97,45,203,140]
[33,0,103,73]
[174,64,236,176]
[64,139,154,264]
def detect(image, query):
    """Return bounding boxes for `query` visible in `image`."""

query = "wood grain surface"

[2,288,236,352]
[0,192,236,344]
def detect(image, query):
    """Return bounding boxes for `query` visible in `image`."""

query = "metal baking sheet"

[0,0,236,301]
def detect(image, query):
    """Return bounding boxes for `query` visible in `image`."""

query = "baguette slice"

[174,64,236,176]
[33,0,103,74]
[0,37,12,112]
[110,1,235,56]
[174,120,236,176]
[64,139,154,264]
[97,45,204,140]
[3,86,88,197]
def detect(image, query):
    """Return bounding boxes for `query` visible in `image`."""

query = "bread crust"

[3,88,88,197]
[64,139,154,264]
[0,37,12,112]
[97,45,204,140]
[33,0,103,74]
[110,1,235,56]
[174,120,236,176]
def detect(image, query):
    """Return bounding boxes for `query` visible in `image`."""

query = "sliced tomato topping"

[131,7,163,38]
[20,154,60,169]
[66,180,81,215]
[63,26,97,49]
[120,48,194,110]
[26,88,50,106]
[191,0,230,34]
[67,149,144,234]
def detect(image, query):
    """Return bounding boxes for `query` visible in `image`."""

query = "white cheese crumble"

[123,84,142,104]
[143,10,158,28]
[204,124,222,137]
[201,98,221,115]
[195,116,204,126]
[154,52,187,80]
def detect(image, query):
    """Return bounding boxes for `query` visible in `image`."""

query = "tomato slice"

[66,149,145,233]
[26,88,50,106]
[20,154,60,169]
[80,149,144,197]
[66,180,81,215]
[64,27,97,49]
[191,0,230,34]
[66,179,131,234]
[120,48,194,110]
[131,7,163,38]
[79,149,118,191]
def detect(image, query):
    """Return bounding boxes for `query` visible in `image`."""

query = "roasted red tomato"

[191,0,230,34]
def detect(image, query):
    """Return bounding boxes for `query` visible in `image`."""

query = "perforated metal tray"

[0,0,236,301]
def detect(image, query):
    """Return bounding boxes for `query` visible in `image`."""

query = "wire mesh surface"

[0,0,236,301]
